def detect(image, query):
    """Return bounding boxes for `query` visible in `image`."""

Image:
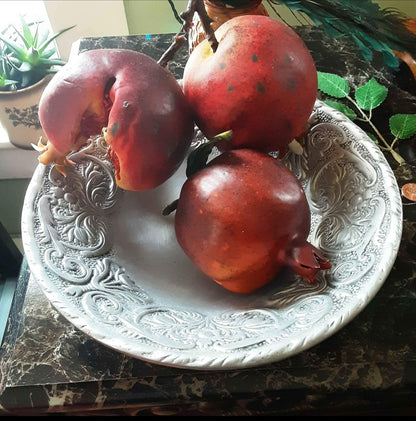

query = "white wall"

[377,0,416,17]
[123,0,310,35]
[123,0,416,36]
[43,0,129,61]
[42,1,416,59]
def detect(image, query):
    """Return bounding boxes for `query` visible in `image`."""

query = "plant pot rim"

[0,74,53,96]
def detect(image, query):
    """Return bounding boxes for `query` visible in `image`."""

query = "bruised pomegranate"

[38,49,194,191]
[174,149,330,294]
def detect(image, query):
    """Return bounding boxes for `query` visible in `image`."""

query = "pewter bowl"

[21,100,402,370]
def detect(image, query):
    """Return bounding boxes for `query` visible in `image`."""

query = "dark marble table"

[0,28,415,416]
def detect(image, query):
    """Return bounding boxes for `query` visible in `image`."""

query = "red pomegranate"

[183,15,317,155]
[38,49,194,191]
[174,149,331,294]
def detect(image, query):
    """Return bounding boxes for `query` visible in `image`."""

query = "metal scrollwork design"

[22,101,403,369]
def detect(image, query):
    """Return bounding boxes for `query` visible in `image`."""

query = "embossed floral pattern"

[22,102,403,369]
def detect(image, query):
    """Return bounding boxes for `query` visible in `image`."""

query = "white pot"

[0,75,52,150]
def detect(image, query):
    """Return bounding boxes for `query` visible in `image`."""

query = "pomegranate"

[38,49,194,191]
[174,149,331,294]
[183,15,317,155]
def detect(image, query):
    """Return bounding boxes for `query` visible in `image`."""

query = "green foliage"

[0,70,18,89]
[317,71,416,165]
[186,130,233,178]
[355,78,388,110]
[269,0,416,70]
[317,72,349,98]
[389,114,416,140]
[0,15,74,91]
[324,100,357,120]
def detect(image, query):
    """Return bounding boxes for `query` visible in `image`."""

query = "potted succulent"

[0,15,73,149]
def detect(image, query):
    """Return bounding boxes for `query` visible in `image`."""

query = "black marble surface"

[0,29,415,416]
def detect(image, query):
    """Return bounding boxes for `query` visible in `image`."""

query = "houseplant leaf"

[355,78,388,110]
[0,15,74,91]
[37,25,50,46]
[389,114,416,139]
[324,100,357,120]
[317,71,350,98]
[0,73,18,88]
[38,25,75,55]
[38,57,66,67]
[18,15,34,47]
[365,132,378,143]
[0,35,26,60]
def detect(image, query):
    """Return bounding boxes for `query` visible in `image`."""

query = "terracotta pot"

[0,74,52,150]
[188,0,269,53]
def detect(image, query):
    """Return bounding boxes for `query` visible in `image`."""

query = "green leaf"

[18,62,32,72]
[186,140,217,178]
[186,130,233,178]
[38,25,75,55]
[5,56,23,72]
[37,26,50,46]
[11,24,30,50]
[355,78,388,110]
[0,14,74,90]
[19,16,34,47]
[40,49,56,59]
[32,24,40,48]
[0,73,17,87]
[389,114,416,139]
[324,100,357,120]
[38,57,65,66]
[0,35,26,59]
[0,72,18,90]
[317,71,350,98]
[365,132,378,144]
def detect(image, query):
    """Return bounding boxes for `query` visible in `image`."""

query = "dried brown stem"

[195,0,219,53]
[157,0,218,67]
[157,34,187,68]
[181,0,199,33]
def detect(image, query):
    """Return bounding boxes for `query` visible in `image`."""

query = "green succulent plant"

[0,15,74,91]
